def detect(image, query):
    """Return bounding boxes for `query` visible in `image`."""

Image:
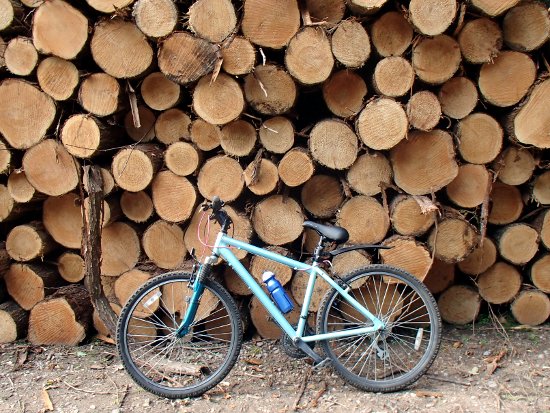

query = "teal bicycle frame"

[178,231,385,344]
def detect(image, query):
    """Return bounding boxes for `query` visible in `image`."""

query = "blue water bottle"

[262,271,294,314]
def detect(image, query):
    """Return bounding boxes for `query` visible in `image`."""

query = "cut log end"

[438,285,481,325]
[511,290,550,326]
[478,262,522,304]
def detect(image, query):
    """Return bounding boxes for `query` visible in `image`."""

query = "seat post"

[312,235,326,263]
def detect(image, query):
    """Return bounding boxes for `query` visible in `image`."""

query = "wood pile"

[1,0,549,344]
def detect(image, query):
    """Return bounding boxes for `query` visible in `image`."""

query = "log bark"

[193,73,244,125]
[446,164,491,208]
[412,35,461,85]
[530,254,550,294]
[323,70,367,118]
[37,57,79,101]
[23,139,80,196]
[0,301,28,343]
[155,108,192,145]
[133,0,178,38]
[370,11,413,57]
[91,18,153,79]
[330,19,370,68]
[188,0,237,43]
[278,147,315,187]
[220,120,257,157]
[408,0,457,36]
[241,0,300,50]
[406,91,441,131]
[428,217,479,263]
[197,155,244,202]
[347,152,392,196]
[477,261,522,304]
[532,210,550,250]
[379,236,432,281]
[301,175,343,219]
[4,263,65,310]
[423,259,455,295]
[309,118,358,170]
[496,223,539,265]
[61,114,119,159]
[120,191,154,223]
[111,144,163,192]
[511,289,550,326]
[143,220,187,270]
[244,65,297,116]
[249,246,294,286]
[83,168,116,198]
[6,221,57,262]
[243,158,279,196]
[438,77,479,120]
[28,284,93,345]
[456,113,503,164]
[478,51,536,107]
[252,195,304,246]
[502,1,550,52]
[259,117,295,154]
[356,98,408,150]
[457,237,497,276]
[4,37,38,76]
[391,129,458,196]
[0,241,10,276]
[438,285,481,325]
[100,222,141,276]
[487,182,523,225]
[78,73,121,117]
[221,36,256,76]
[0,140,10,174]
[32,0,88,60]
[43,193,83,249]
[533,172,550,205]
[458,18,502,64]
[0,79,56,150]
[165,142,201,177]
[141,72,180,111]
[57,252,85,283]
[389,195,437,237]
[494,147,536,185]
[336,196,389,244]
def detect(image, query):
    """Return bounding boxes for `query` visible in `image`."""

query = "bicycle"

[116,196,441,398]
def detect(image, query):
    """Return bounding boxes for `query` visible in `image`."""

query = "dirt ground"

[1,323,549,413]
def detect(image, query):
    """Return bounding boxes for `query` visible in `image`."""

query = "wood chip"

[42,389,54,411]
[415,390,443,398]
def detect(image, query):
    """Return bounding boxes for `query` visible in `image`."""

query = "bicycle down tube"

[207,233,385,342]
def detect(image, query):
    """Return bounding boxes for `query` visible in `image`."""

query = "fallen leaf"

[453,341,463,348]
[16,347,29,367]
[244,358,263,366]
[415,390,443,398]
[95,334,116,345]
[42,389,54,411]
[486,360,498,375]
[483,349,507,364]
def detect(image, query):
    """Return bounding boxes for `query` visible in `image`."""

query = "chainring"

[281,324,316,359]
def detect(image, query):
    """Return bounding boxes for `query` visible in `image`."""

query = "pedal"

[313,358,331,370]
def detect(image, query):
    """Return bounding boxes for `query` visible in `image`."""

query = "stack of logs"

[1,0,550,345]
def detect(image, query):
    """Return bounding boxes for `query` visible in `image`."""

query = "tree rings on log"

[143,220,186,269]
[412,35,461,85]
[458,237,497,276]
[391,130,458,196]
[155,108,192,145]
[120,191,154,223]
[0,301,28,343]
[220,120,257,157]
[356,98,407,150]
[244,65,297,116]
[423,259,455,295]
[221,36,256,76]
[78,73,120,117]
[533,171,550,205]
[252,195,304,246]
[323,70,367,118]
[458,18,502,64]
[469,0,520,17]
[301,175,343,219]
[370,11,413,57]
[188,0,236,43]
[310,119,358,170]
[291,267,330,311]
[223,258,251,296]
[389,195,437,237]
[278,148,315,187]
[133,0,178,38]
[409,0,457,36]
[100,222,140,276]
[530,255,550,294]
[241,0,300,49]
[0,140,10,175]
[57,252,85,283]
[373,56,414,97]
[91,18,153,79]
[446,164,490,208]
[43,193,82,249]
[243,159,279,196]
[336,196,389,244]
[478,51,536,107]
[496,223,539,265]
[0,79,56,150]
[380,236,432,281]
[32,0,88,60]
[502,2,550,52]
[259,117,295,154]
[456,113,503,164]
[331,249,372,277]
[511,289,550,326]
[438,77,479,120]
[347,152,392,196]
[158,32,219,85]
[438,285,481,325]
[141,72,180,111]
[6,221,56,262]
[330,20,371,68]
[4,36,38,76]
[305,0,345,24]
[250,295,300,339]
[249,246,293,286]
[151,171,197,223]
[487,182,523,225]
[197,155,244,202]
[495,147,536,185]
[165,142,201,177]
[428,217,479,263]
[533,210,550,250]
[406,91,441,131]
[88,0,134,13]
[347,0,387,15]
[477,262,522,304]
[111,144,163,192]
[7,171,44,204]
[37,57,79,101]
[61,114,109,159]
[193,73,244,125]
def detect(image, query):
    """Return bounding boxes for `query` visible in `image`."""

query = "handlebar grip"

[211,196,224,211]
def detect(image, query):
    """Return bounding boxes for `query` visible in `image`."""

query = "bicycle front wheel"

[117,272,243,399]
[317,264,441,392]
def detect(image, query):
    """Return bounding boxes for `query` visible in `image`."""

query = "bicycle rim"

[117,273,242,398]
[317,265,441,392]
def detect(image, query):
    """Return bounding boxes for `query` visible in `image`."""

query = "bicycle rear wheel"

[317,264,441,392]
[117,272,242,398]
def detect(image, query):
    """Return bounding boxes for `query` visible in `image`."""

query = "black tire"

[316,264,441,392]
[116,272,243,399]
